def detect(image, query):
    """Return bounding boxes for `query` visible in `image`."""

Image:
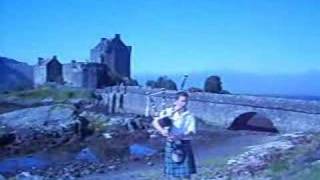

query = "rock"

[108,117,124,126]
[129,155,141,161]
[147,129,154,134]
[108,165,117,171]
[73,172,81,178]
[0,132,15,146]
[97,169,105,174]
[0,174,6,180]
[75,147,99,162]
[102,133,112,139]
[15,172,44,180]
[125,116,148,132]
[212,132,320,179]
[150,134,159,139]
[41,97,54,104]
[0,104,79,157]
[79,111,110,134]
[0,104,76,130]
[311,160,320,166]
[68,98,88,105]
[145,156,151,161]
[147,161,154,166]
[67,176,76,180]
[87,127,131,161]
[81,169,90,176]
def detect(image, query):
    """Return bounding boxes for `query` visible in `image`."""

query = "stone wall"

[63,63,111,89]
[33,57,63,87]
[63,63,85,87]
[97,86,320,133]
[33,65,47,87]
[46,60,63,84]
[82,63,110,89]
[90,38,109,64]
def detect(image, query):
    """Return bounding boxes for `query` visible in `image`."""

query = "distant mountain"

[134,70,320,99]
[0,57,33,92]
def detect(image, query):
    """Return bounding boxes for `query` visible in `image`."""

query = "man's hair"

[176,91,189,99]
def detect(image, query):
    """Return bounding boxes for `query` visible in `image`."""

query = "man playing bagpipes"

[152,91,197,180]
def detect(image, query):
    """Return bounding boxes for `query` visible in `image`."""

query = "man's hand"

[160,128,169,137]
[168,133,192,140]
[168,134,183,141]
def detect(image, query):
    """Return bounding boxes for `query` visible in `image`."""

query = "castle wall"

[33,35,130,88]
[46,60,63,84]
[90,48,103,64]
[63,64,84,87]
[90,35,131,79]
[33,65,47,87]
[90,38,109,64]
[113,47,131,78]
[82,63,110,89]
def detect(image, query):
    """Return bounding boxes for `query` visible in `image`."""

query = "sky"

[1,0,320,77]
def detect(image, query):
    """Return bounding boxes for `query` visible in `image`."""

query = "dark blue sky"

[1,0,320,76]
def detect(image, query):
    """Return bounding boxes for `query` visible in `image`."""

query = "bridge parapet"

[96,86,320,133]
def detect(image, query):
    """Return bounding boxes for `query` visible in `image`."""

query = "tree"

[146,80,156,88]
[146,76,177,90]
[155,76,177,90]
[122,77,139,86]
[204,75,223,93]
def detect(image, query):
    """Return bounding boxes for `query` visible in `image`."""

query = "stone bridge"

[96,86,320,133]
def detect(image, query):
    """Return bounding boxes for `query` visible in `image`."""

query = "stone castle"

[33,34,131,88]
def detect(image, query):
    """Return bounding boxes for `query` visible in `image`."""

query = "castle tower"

[90,34,131,79]
[33,56,63,87]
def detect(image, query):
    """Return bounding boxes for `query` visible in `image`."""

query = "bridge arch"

[228,112,279,133]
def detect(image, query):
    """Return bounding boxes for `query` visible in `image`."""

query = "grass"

[2,85,95,102]
[201,156,229,167]
[79,111,110,133]
[0,125,7,136]
[133,171,163,180]
[88,116,110,133]
[269,160,290,173]
[296,165,320,180]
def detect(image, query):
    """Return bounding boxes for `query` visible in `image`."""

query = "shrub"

[146,76,177,90]
[204,75,222,93]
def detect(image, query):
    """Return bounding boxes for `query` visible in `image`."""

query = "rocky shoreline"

[1,88,320,179]
[1,128,320,179]
[197,132,320,180]
[0,99,159,179]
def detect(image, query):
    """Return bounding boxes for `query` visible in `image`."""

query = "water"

[0,147,98,175]
[75,147,100,162]
[0,130,279,178]
[0,154,50,174]
[0,143,156,176]
[129,144,157,157]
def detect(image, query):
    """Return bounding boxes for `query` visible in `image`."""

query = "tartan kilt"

[164,140,196,177]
